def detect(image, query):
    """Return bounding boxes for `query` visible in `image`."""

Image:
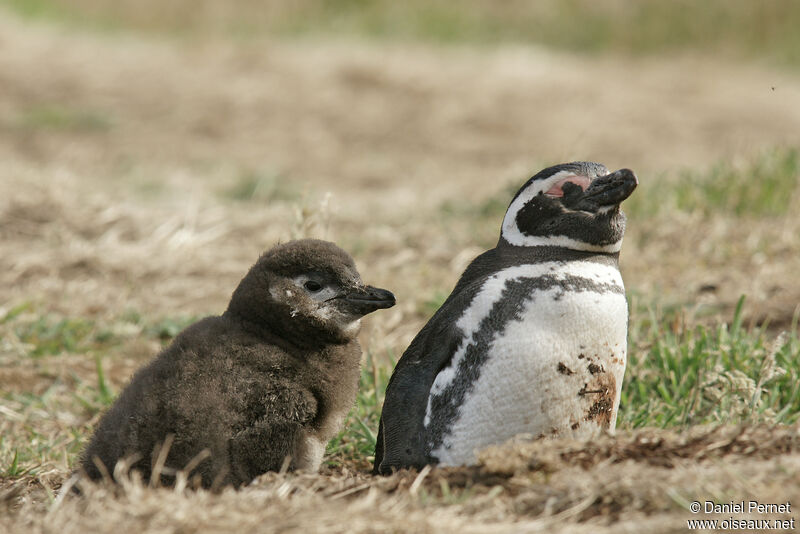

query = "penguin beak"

[570,168,638,211]
[341,286,396,315]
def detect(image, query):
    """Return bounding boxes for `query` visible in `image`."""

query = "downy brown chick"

[80,239,395,488]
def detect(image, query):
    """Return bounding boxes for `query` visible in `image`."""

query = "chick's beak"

[342,285,396,315]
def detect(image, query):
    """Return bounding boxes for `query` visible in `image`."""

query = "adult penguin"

[374,162,637,473]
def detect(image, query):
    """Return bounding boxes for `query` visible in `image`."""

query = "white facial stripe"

[423,261,624,426]
[501,171,575,239]
[501,171,622,252]
[503,171,580,226]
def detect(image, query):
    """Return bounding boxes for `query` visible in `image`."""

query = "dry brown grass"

[2,8,800,532]
[3,425,800,533]
[2,11,800,332]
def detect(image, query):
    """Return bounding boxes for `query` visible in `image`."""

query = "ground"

[1,3,800,533]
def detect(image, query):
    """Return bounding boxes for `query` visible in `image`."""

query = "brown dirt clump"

[581,373,617,428]
[478,423,800,474]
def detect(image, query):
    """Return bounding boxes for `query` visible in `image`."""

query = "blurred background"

[1,0,800,467]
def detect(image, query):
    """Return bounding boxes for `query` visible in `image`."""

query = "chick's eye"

[304,280,323,292]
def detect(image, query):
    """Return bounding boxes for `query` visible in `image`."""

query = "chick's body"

[80,239,395,488]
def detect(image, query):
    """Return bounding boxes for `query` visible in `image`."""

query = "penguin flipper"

[374,249,499,474]
[374,313,465,474]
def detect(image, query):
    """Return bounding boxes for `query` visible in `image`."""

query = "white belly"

[427,261,627,466]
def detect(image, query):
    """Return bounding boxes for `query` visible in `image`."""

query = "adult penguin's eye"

[304,280,323,292]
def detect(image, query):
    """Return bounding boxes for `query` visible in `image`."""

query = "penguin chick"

[374,162,637,473]
[79,239,395,488]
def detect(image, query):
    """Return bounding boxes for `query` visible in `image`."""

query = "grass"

[418,290,449,316]
[2,146,799,481]
[624,147,800,219]
[143,315,200,343]
[16,105,112,133]
[221,169,300,204]
[14,317,99,357]
[0,308,206,478]
[2,1,800,67]
[2,147,800,478]
[321,300,800,472]
[0,9,798,529]
[0,384,89,477]
[9,295,796,478]
[2,307,198,359]
[325,351,395,468]
[471,148,800,224]
[620,296,800,429]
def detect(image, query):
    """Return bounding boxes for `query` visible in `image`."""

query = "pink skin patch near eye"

[544,175,592,197]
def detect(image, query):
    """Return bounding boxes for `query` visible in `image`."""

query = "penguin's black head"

[227,239,395,344]
[500,161,638,253]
